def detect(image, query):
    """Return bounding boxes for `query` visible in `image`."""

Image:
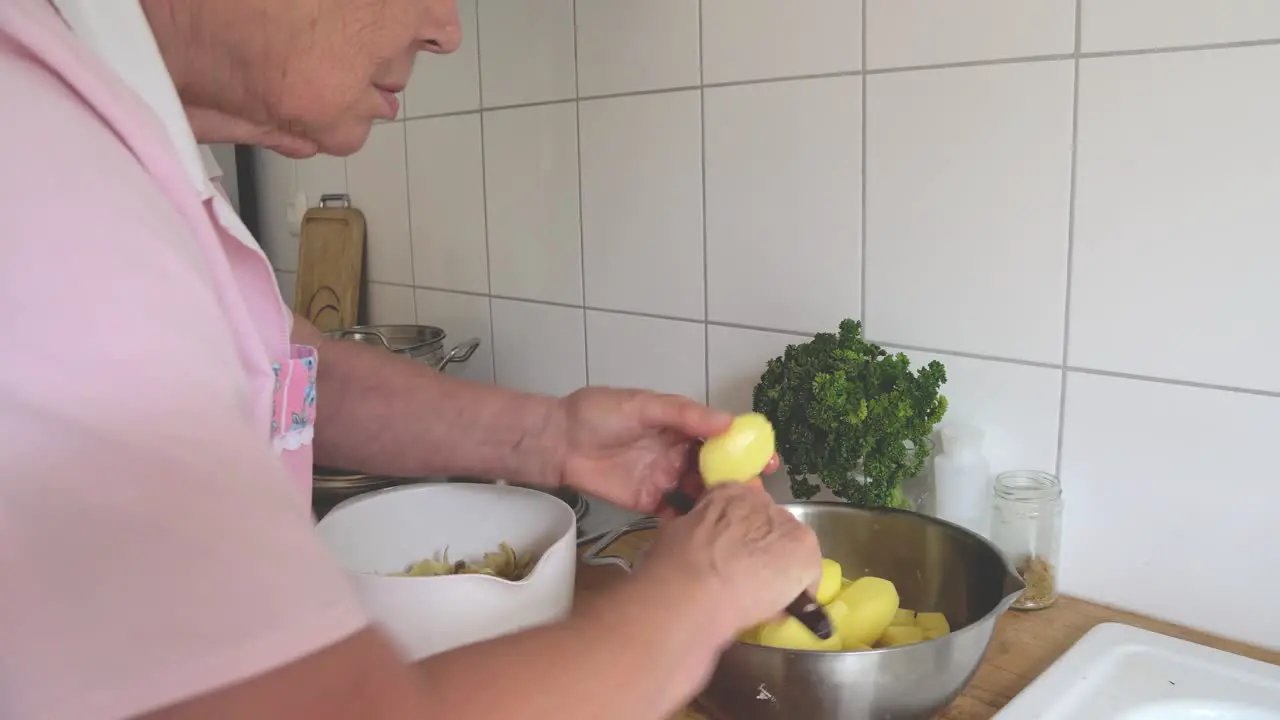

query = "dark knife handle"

[664,490,834,641]
[785,592,833,640]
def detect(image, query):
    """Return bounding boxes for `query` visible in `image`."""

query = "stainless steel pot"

[581,503,1026,720]
[327,324,480,372]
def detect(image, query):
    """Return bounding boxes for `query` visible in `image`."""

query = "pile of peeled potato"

[697,413,953,652]
[738,559,952,651]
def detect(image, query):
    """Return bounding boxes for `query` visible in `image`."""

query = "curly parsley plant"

[752,319,948,509]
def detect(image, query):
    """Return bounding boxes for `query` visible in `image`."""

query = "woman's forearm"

[301,319,563,485]
[415,573,731,720]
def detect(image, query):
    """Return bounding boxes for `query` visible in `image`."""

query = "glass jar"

[990,470,1063,610]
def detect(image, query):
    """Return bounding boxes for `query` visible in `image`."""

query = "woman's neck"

[139,0,318,157]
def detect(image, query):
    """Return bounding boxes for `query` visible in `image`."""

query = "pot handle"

[579,516,660,573]
[329,327,395,351]
[435,337,481,371]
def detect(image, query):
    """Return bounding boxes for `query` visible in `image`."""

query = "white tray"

[991,622,1280,719]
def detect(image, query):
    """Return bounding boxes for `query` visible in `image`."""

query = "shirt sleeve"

[0,37,369,720]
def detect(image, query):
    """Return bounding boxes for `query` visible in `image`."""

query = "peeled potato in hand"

[699,412,776,486]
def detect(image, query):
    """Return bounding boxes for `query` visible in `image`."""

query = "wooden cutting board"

[293,194,365,332]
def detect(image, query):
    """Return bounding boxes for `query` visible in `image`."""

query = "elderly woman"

[0,1,822,719]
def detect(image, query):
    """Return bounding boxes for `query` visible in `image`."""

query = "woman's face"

[153,0,460,156]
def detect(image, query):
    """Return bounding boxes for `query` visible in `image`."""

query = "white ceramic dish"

[315,482,578,661]
[992,622,1280,719]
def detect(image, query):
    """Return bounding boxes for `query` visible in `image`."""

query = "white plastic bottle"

[933,423,992,538]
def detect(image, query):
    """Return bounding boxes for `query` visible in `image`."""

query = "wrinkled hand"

[553,387,779,515]
[638,481,823,638]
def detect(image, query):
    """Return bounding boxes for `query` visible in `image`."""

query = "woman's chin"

[298,122,374,158]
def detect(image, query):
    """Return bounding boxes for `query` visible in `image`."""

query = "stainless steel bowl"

[582,503,1026,720]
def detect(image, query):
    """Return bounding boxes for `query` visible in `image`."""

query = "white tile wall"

[1059,372,1280,645]
[362,283,417,325]
[1081,0,1280,53]
[866,0,1077,69]
[295,154,347,210]
[574,0,701,96]
[864,61,1074,363]
[579,91,704,319]
[345,123,413,285]
[705,76,862,333]
[482,103,582,305]
[884,348,1063,475]
[701,0,862,83]
[476,0,576,107]
[406,115,488,293]
[1070,45,1280,392]
[586,310,706,401]
[253,150,297,272]
[706,325,810,413]
[490,298,586,396]
[403,0,480,117]
[253,1,1280,648]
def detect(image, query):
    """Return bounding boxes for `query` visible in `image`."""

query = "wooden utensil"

[294,193,365,332]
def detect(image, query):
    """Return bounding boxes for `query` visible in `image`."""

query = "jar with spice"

[990,470,1063,610]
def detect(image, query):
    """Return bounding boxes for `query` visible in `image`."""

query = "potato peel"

[389,541,536,581]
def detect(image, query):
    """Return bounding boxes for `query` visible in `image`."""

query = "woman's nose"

[421,0,462,54]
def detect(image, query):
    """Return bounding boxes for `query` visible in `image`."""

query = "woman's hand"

[552,387,780,514]
[633,481,823,642]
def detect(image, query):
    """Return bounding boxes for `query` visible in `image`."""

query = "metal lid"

[325,324,446,355]
[313,465,394,491]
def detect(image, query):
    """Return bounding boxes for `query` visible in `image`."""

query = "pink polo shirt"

[0,1,369,718]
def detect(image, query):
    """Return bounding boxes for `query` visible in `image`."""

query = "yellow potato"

[915,612,951,640]
[699,413,776,486]
[843,641,873,651]
[878,625,925,647]
[835,576,900,647]
[817,559,844,605]
[891,608,917,627]
[758,616,843,652]
[824,599,850,639]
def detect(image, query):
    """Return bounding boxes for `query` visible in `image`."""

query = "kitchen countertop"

[576,528,1280,720]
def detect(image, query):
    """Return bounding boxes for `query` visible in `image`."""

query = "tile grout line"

[859,0,868,329]
[1054,0,1085,479]
[340,157,355,315]
[473,1,498,384]
[1079,34,1280,59]
[359,279,1280,400]
[395,119,417,325]
[284,156,300,274]
[573,0,590,388]
[698,0,710,405]
[382,35,1280,128]
[1058,366,1280,399]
